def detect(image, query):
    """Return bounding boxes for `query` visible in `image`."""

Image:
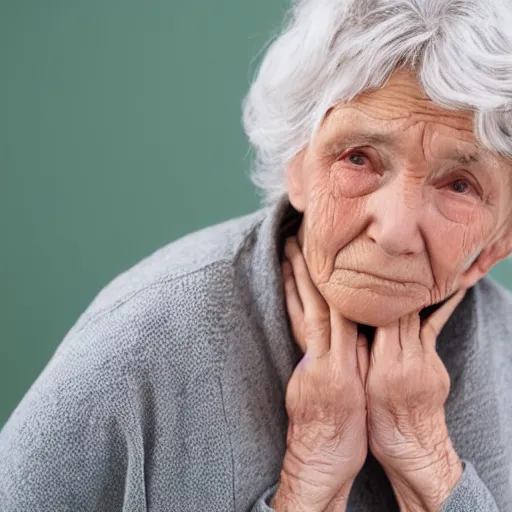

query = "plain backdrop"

[2,0,512,426]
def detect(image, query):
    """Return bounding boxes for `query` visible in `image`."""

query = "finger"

[399,312,422,359]
[282,259,307,353]
[285,237,331,357]
[372,321,400,365]
[284,237,329,323]
[420,289,467,353]
[330,308,358,367]
[356,330,370,389]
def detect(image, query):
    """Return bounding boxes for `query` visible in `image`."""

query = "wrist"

[270,471,319,512]
[271,467,353,512]
[385,444,463,511]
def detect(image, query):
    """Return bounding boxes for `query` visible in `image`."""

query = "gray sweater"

[1,198,511,511]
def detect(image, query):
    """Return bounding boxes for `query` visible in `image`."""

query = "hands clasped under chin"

[272,237,465,512]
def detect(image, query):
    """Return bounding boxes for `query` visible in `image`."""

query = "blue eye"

[348,153,366,166]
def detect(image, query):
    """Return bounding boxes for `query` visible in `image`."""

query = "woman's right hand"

[271,237,370,512]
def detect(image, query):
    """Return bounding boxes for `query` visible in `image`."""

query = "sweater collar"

[247,196,303,392]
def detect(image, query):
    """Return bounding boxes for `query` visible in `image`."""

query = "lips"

[338,265,428,286]
[333,268,426,296]
[347,269,406,283]
[341,268,407,283]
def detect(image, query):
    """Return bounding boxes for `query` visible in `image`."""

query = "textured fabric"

[439,461,499,511]
[1,197,511,511]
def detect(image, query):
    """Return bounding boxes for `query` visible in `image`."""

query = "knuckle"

[285,365,364,421]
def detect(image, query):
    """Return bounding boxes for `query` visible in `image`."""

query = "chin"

[323,287,428,327]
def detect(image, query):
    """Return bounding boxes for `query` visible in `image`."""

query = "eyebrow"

[331,129,482,166]
[447,152,480,165]
[341,131,397,147]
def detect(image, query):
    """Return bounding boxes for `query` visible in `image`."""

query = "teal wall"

[2,1,512,426]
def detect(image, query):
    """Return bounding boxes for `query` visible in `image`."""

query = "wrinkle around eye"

[333,152,372,171]
[441,177,483,201]
[339,147,386,176]
[347,153,367,166]
[449,179,478,196]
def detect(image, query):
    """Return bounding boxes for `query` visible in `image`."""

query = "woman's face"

[287,69,512,326]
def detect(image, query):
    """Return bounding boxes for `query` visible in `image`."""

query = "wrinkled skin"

[274,239,371,512]
[287,69,512,327]
[277,237,467,510]
[272,69,512,511]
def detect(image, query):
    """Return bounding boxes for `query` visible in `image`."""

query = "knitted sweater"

[1,198,511,511]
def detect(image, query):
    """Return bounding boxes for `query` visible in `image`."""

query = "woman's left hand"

[366,289,467,511]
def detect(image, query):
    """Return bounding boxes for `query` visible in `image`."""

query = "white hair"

[242,0,512,205]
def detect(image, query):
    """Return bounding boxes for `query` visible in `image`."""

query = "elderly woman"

[2,0,512,510]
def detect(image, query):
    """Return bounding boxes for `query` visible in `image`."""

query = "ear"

[285,149,307,213]
[458,231,512,289]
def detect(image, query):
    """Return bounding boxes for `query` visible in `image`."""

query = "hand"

[366,290,466,511]
[271,237,370,512]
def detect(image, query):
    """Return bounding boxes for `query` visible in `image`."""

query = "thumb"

[356,330,370,389]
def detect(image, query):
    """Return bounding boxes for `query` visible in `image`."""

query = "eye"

[450,179,478,196]
[347,152,367,166]
[335,148,382,177]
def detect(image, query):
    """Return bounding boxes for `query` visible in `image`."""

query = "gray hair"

[242,0,512,205]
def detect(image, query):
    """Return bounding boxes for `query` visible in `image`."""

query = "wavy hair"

[242,0,512,205]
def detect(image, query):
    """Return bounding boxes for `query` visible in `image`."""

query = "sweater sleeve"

[440,459,499,511]
[249,460,499,512]
[250,483,280,511]
[0,354,146,512]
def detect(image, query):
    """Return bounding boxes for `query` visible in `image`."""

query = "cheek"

[329,163,378,199]
[434,190,489,225]
[304,187,369,282]
[426,208,493,275]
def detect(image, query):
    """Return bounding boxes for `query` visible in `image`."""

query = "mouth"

[333,268,425,296]
[350,270,408,284]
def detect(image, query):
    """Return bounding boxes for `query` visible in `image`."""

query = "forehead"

[318,71,512,219]
[325,69,475,138]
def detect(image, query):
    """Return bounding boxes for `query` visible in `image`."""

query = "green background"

[1,1,512,427]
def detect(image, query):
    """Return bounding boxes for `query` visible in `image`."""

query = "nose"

[365,178,425,257]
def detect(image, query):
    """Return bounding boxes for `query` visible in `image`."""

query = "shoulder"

[473,274,512,355]
[75,207,267,328]
[2,207,270,426]
[52,207,270,379]
[16,204,272,389]
[0,207,271,507]
[473,274,512,319]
